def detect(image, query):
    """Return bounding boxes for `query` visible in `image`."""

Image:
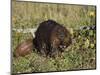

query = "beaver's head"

[57,27,72,50]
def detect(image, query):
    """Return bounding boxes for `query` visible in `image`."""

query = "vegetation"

[12,1,96,74]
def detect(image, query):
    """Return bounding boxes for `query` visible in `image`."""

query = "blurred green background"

[12,1,96,74]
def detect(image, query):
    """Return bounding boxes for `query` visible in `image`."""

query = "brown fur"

[33,20,72,57]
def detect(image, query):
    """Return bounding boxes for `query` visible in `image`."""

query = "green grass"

[12,1,96,74]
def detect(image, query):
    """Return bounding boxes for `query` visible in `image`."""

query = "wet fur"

[33,20,72,57]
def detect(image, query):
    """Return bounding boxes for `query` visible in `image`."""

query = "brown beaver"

[33,20,72,57]
[15,39,33,57]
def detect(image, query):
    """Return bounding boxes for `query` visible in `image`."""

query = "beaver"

[15,39,33,57]
[33,20,72,57]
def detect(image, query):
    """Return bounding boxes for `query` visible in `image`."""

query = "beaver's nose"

[63,46,66,48]
[59,45,63,48]
[59,45,66,49]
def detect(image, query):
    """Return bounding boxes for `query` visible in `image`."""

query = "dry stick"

[12,28,37,38]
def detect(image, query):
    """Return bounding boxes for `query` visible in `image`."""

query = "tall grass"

[12,1,96,28]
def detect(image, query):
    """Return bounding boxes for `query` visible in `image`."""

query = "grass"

[12,1,96,74]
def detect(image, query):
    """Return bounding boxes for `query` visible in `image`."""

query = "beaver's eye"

[58,33,65,40]
[60,34,64,38]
